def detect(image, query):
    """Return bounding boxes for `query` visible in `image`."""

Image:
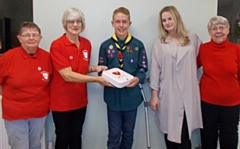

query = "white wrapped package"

[102,68,134,88]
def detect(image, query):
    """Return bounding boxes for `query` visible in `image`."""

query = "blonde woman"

[150,6,202,149]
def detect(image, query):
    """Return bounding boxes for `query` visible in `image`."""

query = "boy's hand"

[126,77,139,88]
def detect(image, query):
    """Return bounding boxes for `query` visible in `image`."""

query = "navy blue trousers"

[107,107,137,149]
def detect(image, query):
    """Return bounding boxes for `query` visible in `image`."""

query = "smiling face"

[66,19,82,36]
[17,27,42,53]
[62,8,86,37]
[161,11,175,34]
[208,24,229,44]
[112,12,132,40]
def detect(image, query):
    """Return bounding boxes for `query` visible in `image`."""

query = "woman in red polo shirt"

[0,22,52,149]
[49,7,110,149]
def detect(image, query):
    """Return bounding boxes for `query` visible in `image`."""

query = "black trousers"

[52,107,87,149]
[164,113,191,149]
[201,101,240,149]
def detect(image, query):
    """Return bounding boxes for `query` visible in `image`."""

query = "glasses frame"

[66,20,82,26]
[20,33,41,38]
[211,26,227,32]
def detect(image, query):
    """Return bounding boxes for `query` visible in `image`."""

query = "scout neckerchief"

[111,32,133,69]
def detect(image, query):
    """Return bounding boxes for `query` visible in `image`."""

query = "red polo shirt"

[50,34,91,111]
[0,46,52,120]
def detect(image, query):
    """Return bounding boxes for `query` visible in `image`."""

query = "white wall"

[33,1,217,149]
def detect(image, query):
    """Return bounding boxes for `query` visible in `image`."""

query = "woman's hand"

[150,90,160,112]
[91,65,108,73]
[96,76,111,86]
[150,96,160,112]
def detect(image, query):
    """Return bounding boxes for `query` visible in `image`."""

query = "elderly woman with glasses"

[49,7,110,149]
[197,16,240,149]
[0,21,52,149]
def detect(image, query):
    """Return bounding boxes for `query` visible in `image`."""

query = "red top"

[50,34,91,111]
[0,46,52,120]
[197,39,240,106]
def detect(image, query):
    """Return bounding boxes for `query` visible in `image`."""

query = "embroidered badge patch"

[130,59,134,63]
[99,57,104,64]
[107,47,116,58]
[109,45,113,50]
[142,50,147,69]
[126,46,133,52]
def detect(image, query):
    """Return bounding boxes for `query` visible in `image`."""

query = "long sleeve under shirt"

[197,39,240,106]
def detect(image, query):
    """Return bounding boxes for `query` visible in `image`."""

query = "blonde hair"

[112,7,130,20]
[159,6,189,46]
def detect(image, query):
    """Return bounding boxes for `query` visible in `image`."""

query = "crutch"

[139,79,151,149]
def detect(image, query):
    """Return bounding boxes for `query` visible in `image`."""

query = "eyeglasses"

[211,26,227,31]
[20,33,40,38]
[66,20,82,25]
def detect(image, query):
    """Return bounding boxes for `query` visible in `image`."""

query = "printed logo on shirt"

[41,71,50,82]
[82,50,89,61]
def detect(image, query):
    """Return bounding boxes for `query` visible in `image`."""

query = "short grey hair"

[62,7,86,32]
[19,21,41,35]
[207,16,229,30]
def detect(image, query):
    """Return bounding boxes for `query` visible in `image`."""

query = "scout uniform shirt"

[98,33,148,111]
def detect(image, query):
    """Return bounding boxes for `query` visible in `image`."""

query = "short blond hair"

[112,7,130,20]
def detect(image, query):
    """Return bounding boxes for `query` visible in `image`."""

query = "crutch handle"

[144,101,150,107]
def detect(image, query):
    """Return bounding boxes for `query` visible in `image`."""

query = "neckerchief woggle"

[111,32,133,69]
